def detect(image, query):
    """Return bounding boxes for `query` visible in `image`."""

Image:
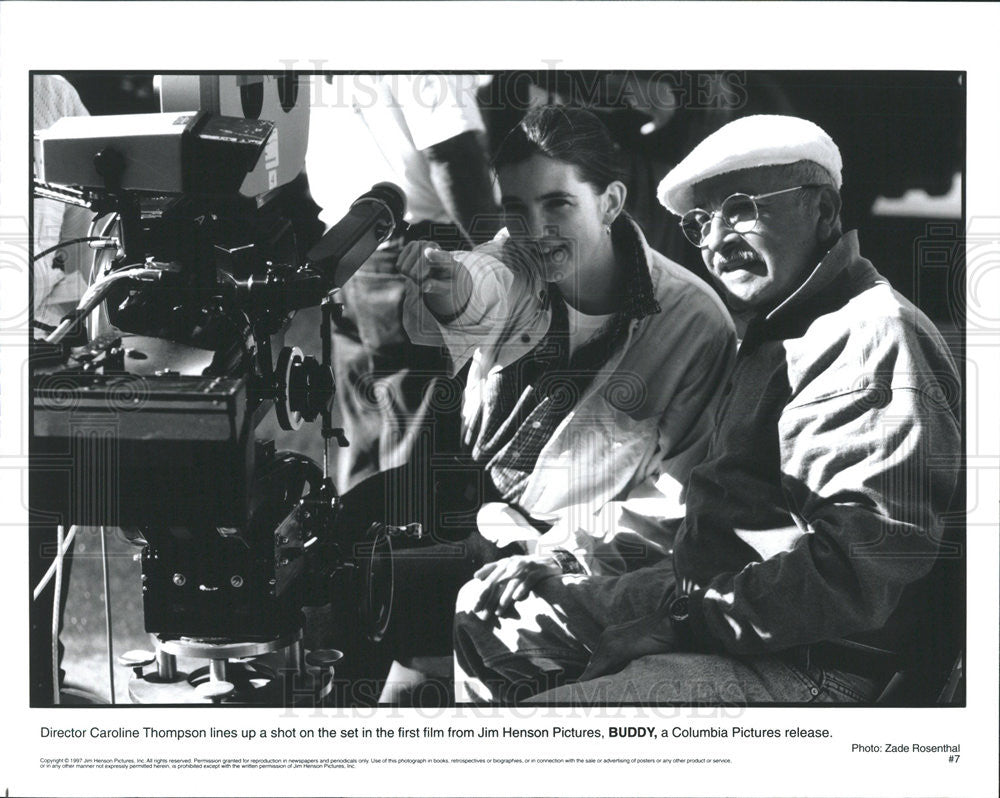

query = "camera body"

[32,76,403,697]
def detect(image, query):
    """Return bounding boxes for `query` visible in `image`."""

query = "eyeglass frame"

[679,184,824,247]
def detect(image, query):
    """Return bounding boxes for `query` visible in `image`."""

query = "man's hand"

[397,241,473,320]
[579,613,678,681]
[472,554,564,618]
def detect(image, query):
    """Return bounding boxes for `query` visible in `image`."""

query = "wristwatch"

[667,592,690,624]
[551,548,585,575]
[667,592,692,646]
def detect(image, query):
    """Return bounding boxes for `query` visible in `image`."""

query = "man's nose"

[701,211,738,251]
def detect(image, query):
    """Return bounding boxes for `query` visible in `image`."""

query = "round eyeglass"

[679,184,821,247]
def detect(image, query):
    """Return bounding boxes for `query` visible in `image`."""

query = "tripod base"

[122,631,340,706]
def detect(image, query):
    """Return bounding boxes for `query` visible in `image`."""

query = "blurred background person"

[30,74,92,705]
[32,75,93,337]
[306,74,501,492]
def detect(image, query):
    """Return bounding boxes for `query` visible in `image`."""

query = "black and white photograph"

[27,69,967,709]
[2,2,998,797]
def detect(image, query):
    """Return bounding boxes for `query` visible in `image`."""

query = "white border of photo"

[1,3,997,797]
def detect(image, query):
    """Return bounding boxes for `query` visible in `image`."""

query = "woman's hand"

[396,240,473,320]
[471,553,564,618]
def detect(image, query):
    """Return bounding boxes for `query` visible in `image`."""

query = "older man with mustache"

[453,115,962,704]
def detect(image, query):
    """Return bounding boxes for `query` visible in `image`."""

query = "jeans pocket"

[751,656,883,703]
[791,663,880,703]
[814,667,881,703]
[769,658,826,703]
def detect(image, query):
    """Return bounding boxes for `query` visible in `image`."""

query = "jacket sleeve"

[686,322,962,655]
[535,303,737,577]
[401,235,544,376]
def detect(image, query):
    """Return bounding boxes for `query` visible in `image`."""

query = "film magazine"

[1,3,998,798]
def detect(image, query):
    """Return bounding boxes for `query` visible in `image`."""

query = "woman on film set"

[326,105,734,703]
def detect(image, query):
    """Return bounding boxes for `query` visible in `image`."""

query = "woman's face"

[498,154,616,287]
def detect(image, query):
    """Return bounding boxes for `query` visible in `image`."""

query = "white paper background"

[1,2,997,796]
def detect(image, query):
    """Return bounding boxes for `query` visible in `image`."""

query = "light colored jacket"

[403,223,736,572]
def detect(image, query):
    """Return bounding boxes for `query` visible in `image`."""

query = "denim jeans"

[528,653,879,704]
[453,568,880,704]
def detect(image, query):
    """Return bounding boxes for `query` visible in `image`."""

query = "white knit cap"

[657,115,843,215]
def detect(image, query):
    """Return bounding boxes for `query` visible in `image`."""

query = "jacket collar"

[764,230,883,323]
[612,213,662,322]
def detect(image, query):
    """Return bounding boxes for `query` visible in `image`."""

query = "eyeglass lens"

[681,194,759,246]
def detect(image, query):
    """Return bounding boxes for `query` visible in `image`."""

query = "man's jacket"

[585,231,962,672]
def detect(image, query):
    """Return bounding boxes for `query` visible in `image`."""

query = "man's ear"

[602,180,628,224]
[814,185,842,241]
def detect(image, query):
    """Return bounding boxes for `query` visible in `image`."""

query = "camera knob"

[195,680,235,704]
[118,649,156,679]
[305,649,343,670]
[276,346,335,430]
[274,346,305,430]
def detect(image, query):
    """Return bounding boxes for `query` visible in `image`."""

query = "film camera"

[31,75,407,704]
